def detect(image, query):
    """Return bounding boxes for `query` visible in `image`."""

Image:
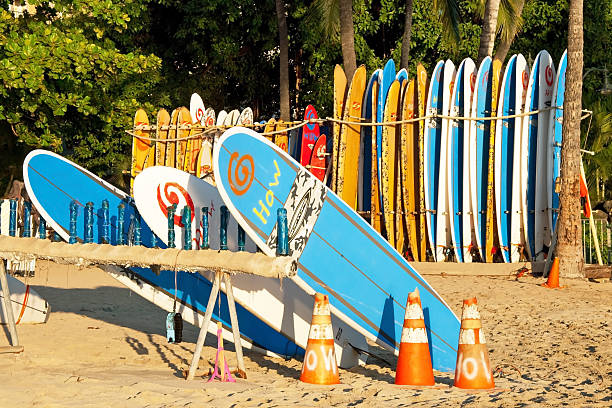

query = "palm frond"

[497,0,523,41]
[433,0,462,44]
[306,0,340,43]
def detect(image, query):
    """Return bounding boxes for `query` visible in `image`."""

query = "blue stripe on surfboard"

[475,57,492,255]
[24,151,302,358]
[526,56,541,257]
[426,61,445,253]
[551,51,567,232]
[499,56,518,262]
[451,62,466,262]
[376,60,396,209]
[215,130,460,373]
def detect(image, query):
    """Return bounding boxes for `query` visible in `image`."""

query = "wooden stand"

[186,271,246,380]
[0,260,21,352]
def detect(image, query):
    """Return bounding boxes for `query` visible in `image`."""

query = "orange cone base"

[300,340,340,385]
[395,343,435,386]
[453,345,495,390]
[541,282,564,289]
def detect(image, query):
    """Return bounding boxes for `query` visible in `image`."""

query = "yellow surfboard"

[416,64,428,261]
[165,108,178,169]
[186,114,203,174]
[331,65,348,193]
[131,109,153,194]
[177,107,191,171]
[263,118,276,142]
[395,80,408,254]
[337,65,366,210]
[155,109,170,166]
[370,80,383,234]
[486,59,503,262]
[381,79,400,247]
[274,120,288,152]
[401,78,420,260]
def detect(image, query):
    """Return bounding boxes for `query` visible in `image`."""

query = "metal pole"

[84,202,94,243]
[101,199,110,244]
[187,271,221,381]
[8,199,17,237]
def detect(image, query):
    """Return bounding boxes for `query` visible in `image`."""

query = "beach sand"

[0,260,610,407]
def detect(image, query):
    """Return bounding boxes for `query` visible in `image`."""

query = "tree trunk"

[339,0,357,80]
[477,0,501,64]
[556,0,584,278]
[400,0,414,69]
[276,0,290,121]
[493,0,526,63]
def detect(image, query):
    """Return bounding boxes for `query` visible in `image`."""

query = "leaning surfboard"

[0,274,49,325]
[134,166,368,367]
[23,149,305,361]
[213,127,460,372]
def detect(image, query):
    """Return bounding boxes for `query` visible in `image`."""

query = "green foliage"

[0,1,160,179]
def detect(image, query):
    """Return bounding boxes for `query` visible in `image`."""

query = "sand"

[0,260,610,407]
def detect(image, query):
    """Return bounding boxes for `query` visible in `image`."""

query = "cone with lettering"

[453,297,495,389]
[542,257,561,288]
[395,288,435,386]
[300,293,340,384]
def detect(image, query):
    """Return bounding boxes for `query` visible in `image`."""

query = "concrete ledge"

[412,261,545,276]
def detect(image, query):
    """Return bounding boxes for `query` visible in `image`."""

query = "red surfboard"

[308,134,327,181]
[301,105,319,167]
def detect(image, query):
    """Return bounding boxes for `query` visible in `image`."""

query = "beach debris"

[207,321,235,383]
[395,288,435,386]
[300,293,340,385]
[453,297,495,390]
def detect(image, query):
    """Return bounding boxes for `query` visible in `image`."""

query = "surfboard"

[274,120,289,153]
[522,50,555,260]
[213,127,461,372]
[23,150,305,361]
[196,138,214,184]
[187,99,204,174]
[337,65,366,210]
[0,274,49,324]
[176,107,191,172]
[369,76,383,233]
[462,60,477,263]
[308,134,327,182]
[331,65,347,193]
[165,109,178,169]
[376,60,396,212]
[263,118,276,143]
[401,78,420,260]
[216,110,228,127]
[395,80,408,254]
[238,107,253,126]
[131,109,153,194]
[381,80,400,248]
[485,59,502,262]
[227,109,241,126]
[133,166,367,367]
[469,57,493,261]
[436,60,456,262]
[396,68,408,84]
[189,93,206,125]
[205,108,216,127]
[359,70,380,215]
[424,60,445,262]
[155,109,170,166]
[447,58,470,263]
[510,54,529,262]
[494,55,518,263]
[416,64,428,261]
[548,50,567,237]
[301,105,319,168]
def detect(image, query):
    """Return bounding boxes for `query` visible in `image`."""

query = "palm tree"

[556,0,584,278]
[493,0,525,62]
[400,0,415,69]
[477,0,522,63]
[477,0,501,64]
[276,0,290,120]
[338,0,356,79]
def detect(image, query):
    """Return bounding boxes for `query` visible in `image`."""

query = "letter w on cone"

[395,288,435,386]
[300,293,340,384]
[453,297,495,389]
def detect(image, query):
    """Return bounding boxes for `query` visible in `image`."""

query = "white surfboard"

[238,107,253,125]
[0,274,49,324]
[462,59,477,262]
[216,110,228,126]
[436,60,456,262]
[510,54,528,262]
[133,166,369,368]
[226,109,240,126]
[204,108,216,127]
[189,93,206,125]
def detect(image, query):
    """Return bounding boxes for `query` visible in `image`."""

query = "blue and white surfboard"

[358,69,381,213]
[213,128,461,372]
[376,60,396,210]
[23,150,302,359]
[424,60,445,261]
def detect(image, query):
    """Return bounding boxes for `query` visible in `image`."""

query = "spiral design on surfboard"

[228,152,254,196]
[156,182,195,227]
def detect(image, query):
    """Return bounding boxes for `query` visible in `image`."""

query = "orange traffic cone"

[395,288,435,386]
[542,257,561,288]
[300,293,340,384]
[453,298,495,390]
